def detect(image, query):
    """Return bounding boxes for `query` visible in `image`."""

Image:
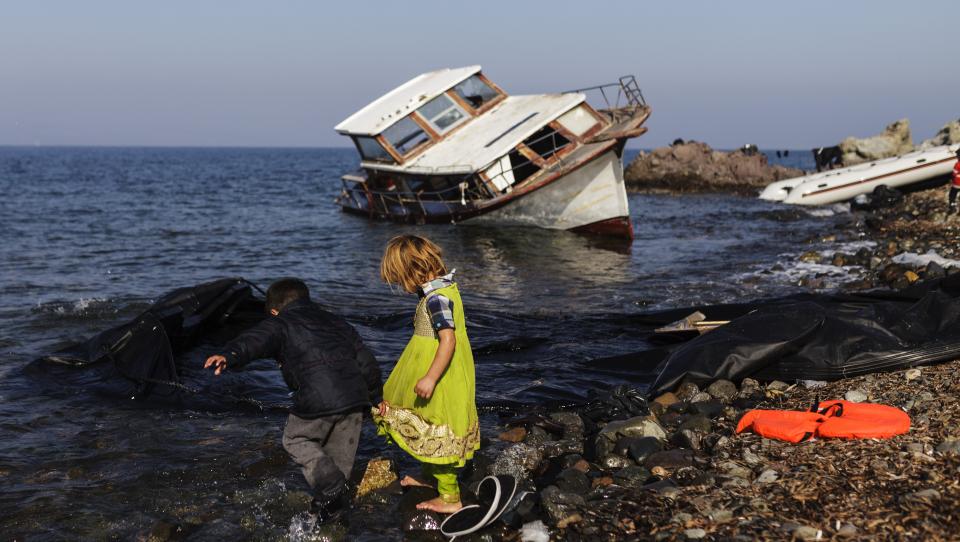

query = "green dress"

[374,283,480,467]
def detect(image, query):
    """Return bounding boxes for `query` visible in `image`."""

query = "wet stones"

[652,392,680,408]
[644,449,695,470]
[675,382,701,402]
[540,485,585,526]
[689,392,713,404]
[618,436,662,464]
[400,486,442,532]
[689,398,724,418]
[673,429,703,452]
[612,465,651,489]
[555,468,590,495]
[539,439,584,460]
[492,443,542,480]
[498,426,527,443]
[679,415,712,433]
[595,417,667,458]
[706,379,738,403]
[549,412,585,440]
[600,454,633,470]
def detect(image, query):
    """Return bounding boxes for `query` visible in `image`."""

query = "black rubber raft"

[590,273,960,397]
[37,278,267,401]
[34,274,960,404]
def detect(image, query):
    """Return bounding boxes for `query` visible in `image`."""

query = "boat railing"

[565,75,646,110]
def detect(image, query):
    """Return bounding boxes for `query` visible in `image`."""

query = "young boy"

[204,278,381,524]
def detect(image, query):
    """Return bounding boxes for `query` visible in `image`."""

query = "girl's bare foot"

[415,496,462,513]
[400,475,432,488]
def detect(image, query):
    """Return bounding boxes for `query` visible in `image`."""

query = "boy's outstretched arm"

[415,329,455,399]
[204,318,282,376]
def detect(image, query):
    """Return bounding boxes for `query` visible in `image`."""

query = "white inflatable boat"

[760,144,958,205]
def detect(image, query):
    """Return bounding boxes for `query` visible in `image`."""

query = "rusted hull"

[572,216,634,238]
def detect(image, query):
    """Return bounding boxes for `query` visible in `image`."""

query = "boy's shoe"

[310,483,350,525]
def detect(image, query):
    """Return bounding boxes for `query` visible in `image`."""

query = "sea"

[0,146,848,540]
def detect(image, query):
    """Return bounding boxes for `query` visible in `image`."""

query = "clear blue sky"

[1,1,957,148]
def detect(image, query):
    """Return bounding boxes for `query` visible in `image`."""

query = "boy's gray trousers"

[282,409,363,498]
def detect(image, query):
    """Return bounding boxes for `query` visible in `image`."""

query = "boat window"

[418,94,468,134]
[354,136,395,163]
[452,75,499,110]
[507,148,540,185]
[382,116,431,156]
[524,126,571,161]
[556,105,598,136]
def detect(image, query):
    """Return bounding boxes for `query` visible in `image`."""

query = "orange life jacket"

[735,400,910,443]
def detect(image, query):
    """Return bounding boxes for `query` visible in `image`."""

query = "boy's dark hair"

[265,278,309,313]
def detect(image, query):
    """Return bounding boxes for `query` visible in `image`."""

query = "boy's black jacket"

[221,298,382,418]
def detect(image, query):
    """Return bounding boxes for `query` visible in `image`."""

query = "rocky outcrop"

[920,119,960,149]
[623,141,803,194]
[839,118,914,165]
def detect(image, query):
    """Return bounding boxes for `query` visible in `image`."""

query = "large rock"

[595,417,667,458]
[624,141,803,194]
[920,119,960,149]
[491,443,542,481]
[839,119,914,165]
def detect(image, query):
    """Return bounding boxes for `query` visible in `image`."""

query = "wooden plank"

[446,89,477,116]
[376,134,404,164]
[516,143,547,169]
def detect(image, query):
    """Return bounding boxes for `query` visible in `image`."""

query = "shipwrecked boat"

[334,66,650,238]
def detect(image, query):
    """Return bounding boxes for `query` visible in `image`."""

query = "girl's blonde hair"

[380,235,448,293]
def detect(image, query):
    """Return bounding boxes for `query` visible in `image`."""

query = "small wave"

[32,297,117,319]
[804,203,851,217]
[744,259,863,290]
[817,239,877,257]
[892,250,960,269]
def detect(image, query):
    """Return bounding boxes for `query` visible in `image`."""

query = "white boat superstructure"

[760,145,959,206]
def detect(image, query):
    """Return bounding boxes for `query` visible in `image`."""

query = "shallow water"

[0,147,844,539]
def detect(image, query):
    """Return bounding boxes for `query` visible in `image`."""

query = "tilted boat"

[334,66,650,238]
[760,144,958,205]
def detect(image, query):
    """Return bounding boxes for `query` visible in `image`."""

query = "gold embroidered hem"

[373,406,480,466]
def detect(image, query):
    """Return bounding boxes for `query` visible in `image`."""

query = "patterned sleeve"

[425,294,456,332]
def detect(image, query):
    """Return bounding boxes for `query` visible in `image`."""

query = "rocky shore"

[623,141,803,195]
[757,187,960,293]
[371,360,959,541]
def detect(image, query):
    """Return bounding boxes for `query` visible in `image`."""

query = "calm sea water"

[0,146,838,540]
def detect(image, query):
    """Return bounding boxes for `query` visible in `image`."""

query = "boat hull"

[464,150,632,237]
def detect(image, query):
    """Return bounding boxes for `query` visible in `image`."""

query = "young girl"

[374,235,479,513]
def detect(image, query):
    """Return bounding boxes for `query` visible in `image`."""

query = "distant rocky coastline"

[624,118,960,197]
[623,141,803,195]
